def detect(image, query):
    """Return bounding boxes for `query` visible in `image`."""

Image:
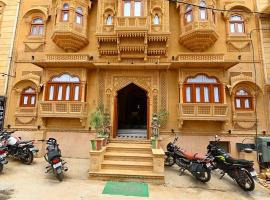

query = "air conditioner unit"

[256,137,270,163]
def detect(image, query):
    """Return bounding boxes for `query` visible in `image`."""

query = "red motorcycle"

[165,131,213,182]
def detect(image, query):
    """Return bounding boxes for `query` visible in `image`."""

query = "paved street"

[0,158,269,200]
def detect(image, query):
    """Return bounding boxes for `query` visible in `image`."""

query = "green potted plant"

[151,109,168,149]
[89,105,111,150]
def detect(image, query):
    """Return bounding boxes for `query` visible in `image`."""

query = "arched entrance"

[114,83,148,139]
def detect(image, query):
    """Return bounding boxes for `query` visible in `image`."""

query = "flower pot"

[96,138,103,150]
[90,140,97,150]
[151,137,162,149]
[102,137,108,147]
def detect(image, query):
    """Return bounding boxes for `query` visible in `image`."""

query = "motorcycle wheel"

[21,151,33,165]
[0,163,3,173]
[164,152,175,166]
[235,169,255,191]
[195,167,211,183]
[56,172,64,182]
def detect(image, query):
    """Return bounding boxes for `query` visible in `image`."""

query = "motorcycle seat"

[181,150,206,160]
[226,157,253,166]
[47,149,61,161]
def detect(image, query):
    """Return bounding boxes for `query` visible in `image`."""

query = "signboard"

[0,96,5,131]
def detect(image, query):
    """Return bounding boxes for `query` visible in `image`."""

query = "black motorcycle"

[42,138,68,181]
[165,132,213,183]
[0,142,8,173]
[0,130,38,165]
[207,136,256,191]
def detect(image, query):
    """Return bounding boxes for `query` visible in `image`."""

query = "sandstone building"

[0,0,21,130]
[3,0,269,160]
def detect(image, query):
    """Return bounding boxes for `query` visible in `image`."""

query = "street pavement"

[0,158,269,200]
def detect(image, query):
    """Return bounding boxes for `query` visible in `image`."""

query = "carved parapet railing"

[179,103,228,121]
[52,22,89,52]
[46,53,91,62]
[179,21,218,51]
[33,53,93,68]
[115,17,148,31]
[177,53,224,62]
[39,101,88,119]
[15,107,37,117]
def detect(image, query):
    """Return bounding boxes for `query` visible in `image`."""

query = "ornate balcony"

[115,17,148,31]
[52,23,88,52]
[39,101,88,119]
[179,103,228,128]
[179,21,218,51]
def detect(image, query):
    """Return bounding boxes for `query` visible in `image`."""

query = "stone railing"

[176,53,224,62]
[179,103,228,120]
[116,17,148,30]
[15,107,37,117]
[46,54,91,62]
[39,101,88,118]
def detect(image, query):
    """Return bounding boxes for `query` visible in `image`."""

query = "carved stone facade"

[3,0,270,158]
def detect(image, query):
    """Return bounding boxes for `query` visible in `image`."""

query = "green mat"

[102,181,149,197]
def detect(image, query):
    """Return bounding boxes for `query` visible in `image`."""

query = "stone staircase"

[89,139,165,184]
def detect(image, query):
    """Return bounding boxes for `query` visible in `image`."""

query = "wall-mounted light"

[32,56,35,61]
[7,124,11,129]
[228,129,232,134]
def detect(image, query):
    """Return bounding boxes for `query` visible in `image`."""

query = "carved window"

[46,73,81,101]
[183,74,223,103]
[123,0,143,17]
[235,89,253,110]
[62,3,69,21]
[229,15,244,34]
[75,7,83,25]
[31,18,44,36]
[20,87,36,107]
[106,15,113,25]
[153,14,160,25]
[199,1,207,20]
[185,5,192,23]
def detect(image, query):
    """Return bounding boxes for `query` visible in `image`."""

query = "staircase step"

[89,169,164,184]
[109,139,151,144]
[102,160,153,171]
[104,152,153,162]
[106,143,152,153]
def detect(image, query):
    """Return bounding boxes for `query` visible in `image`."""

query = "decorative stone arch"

[113,80,152,97]
[23,7,49,21]
[223,3,252,21]
[230,80,263,95]
[111,79,153,139]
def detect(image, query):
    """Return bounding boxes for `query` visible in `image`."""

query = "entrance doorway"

[116,83,148,139]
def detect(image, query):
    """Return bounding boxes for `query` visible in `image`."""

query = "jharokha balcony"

[179,103,228,122]
[39,101,88,119]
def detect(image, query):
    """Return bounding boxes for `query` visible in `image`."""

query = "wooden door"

[113,96,118,138]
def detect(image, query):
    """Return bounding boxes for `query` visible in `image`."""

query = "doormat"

[102,181,149,197]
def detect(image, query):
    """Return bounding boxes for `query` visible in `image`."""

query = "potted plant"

[89,105,111,150]
[151,109,168,149]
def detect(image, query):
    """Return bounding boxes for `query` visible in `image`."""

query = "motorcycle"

[207,135,256,191]
[165,131,212,183]
[42,138,68,181]
[0,141,8,173]
[0,130,39,165]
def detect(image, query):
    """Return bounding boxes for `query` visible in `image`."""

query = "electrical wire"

[169,0,270,15]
